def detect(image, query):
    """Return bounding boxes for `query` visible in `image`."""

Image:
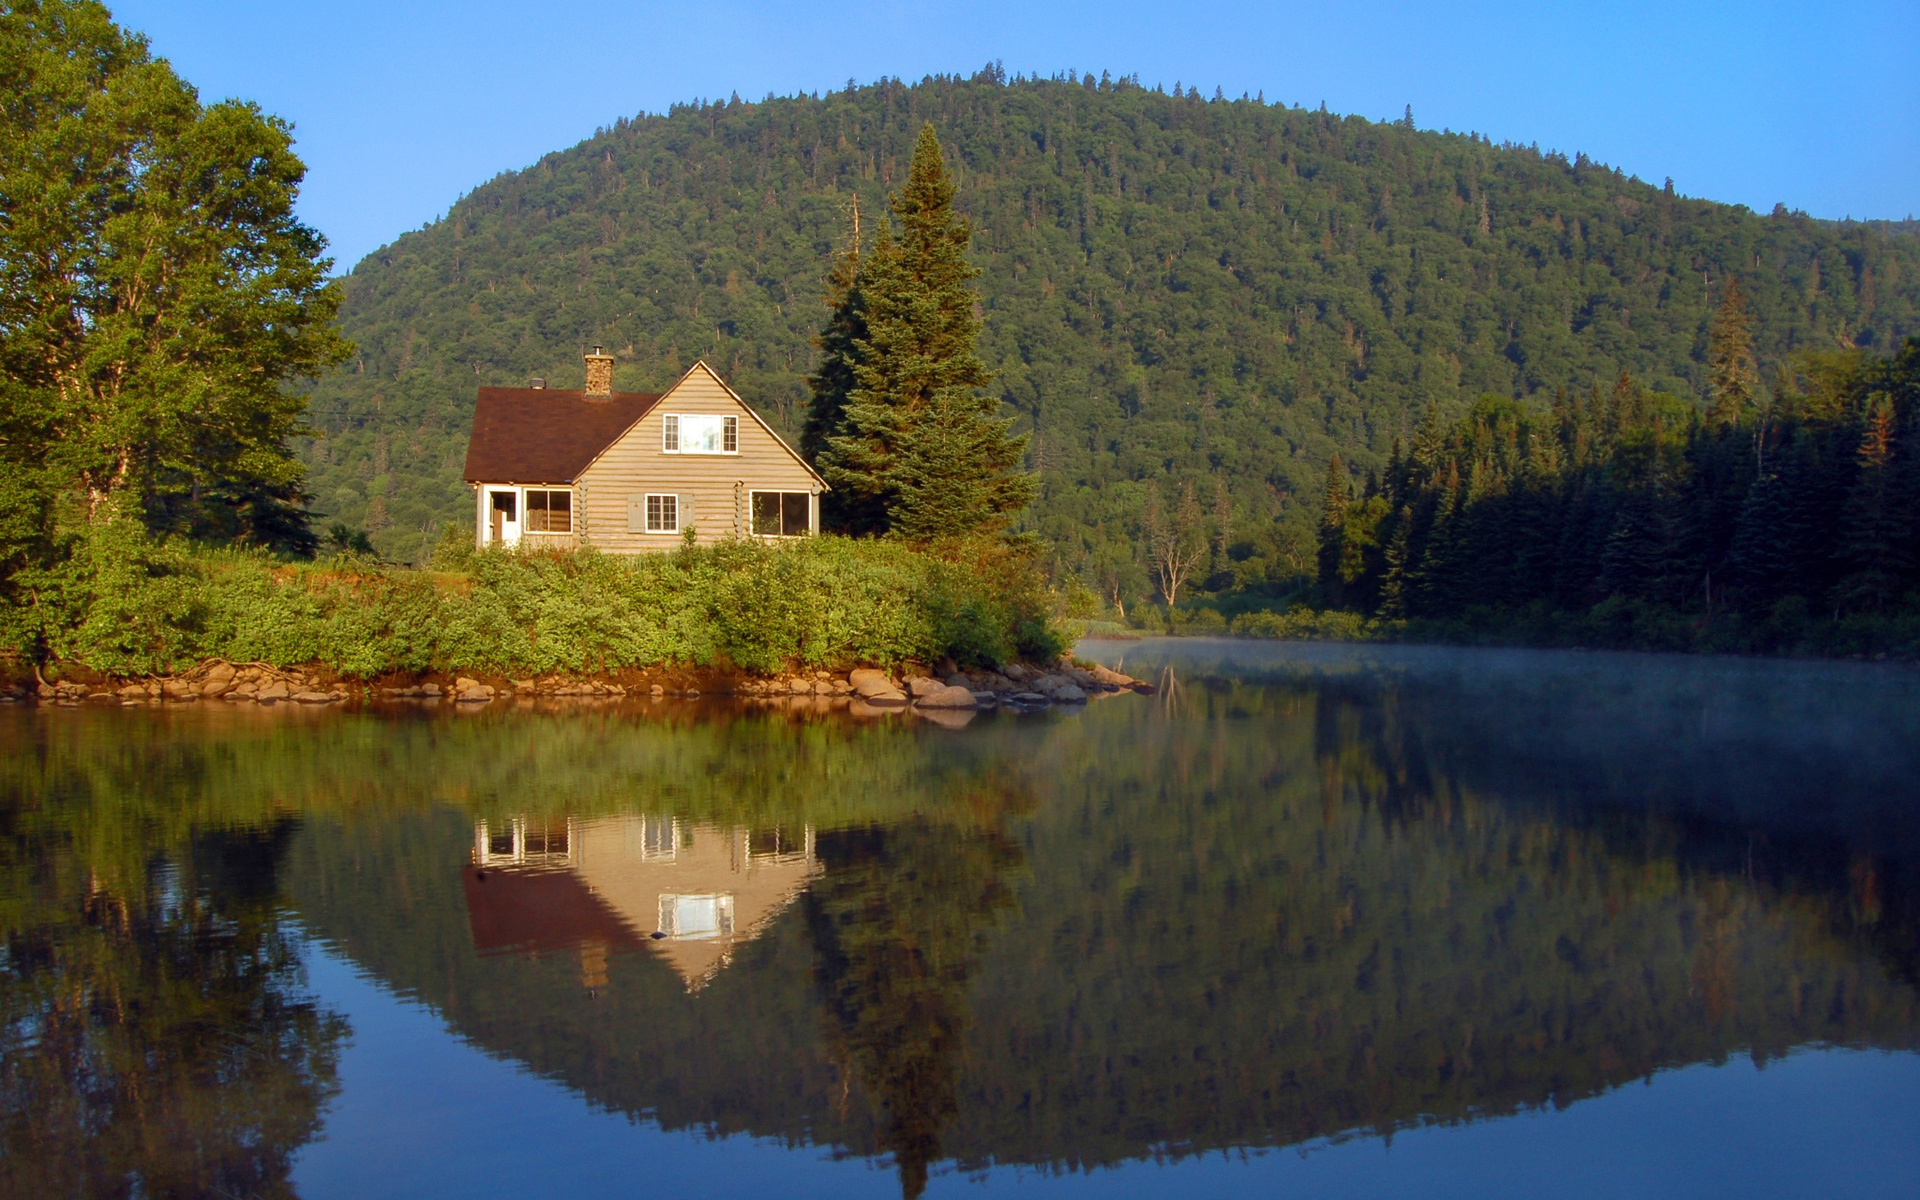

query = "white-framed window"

[750,491,813,537]
[523,488,572,533]
[663,414,736,454]
[643,493,678,533]
[658,893,735,940]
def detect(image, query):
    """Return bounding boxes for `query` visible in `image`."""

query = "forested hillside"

[305,67,1920,584]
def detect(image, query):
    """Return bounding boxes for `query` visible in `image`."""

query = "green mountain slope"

[303,69,1920,577]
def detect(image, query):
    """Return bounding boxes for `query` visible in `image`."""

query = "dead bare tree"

[1143,481,1207,607]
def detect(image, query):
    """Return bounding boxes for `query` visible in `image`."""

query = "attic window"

[664,414,736,454]
[659,893,734,939]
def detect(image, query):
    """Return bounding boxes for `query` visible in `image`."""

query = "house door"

[489,491,517,545]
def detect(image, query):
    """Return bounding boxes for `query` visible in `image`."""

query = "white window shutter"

[626,495,646,533]
[679,494,696,531]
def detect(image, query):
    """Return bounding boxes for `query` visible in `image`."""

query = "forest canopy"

[302,67,1920,591]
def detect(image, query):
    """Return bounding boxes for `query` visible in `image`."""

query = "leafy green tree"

[0,0,348,564]
[817,125,1033,540]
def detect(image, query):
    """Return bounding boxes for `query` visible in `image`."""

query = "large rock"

[905,676,943,698]
[1051,683,1088,703]
[255,682,290,702]
[915,684,977,709]
[851,672,898,698]
[862,688,908,706]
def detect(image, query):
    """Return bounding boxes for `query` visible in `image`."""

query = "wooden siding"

[575,363,821,552]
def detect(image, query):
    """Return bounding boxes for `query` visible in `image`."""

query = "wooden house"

[462,350,826,551]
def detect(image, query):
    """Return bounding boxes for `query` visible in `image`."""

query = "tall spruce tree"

[1834,401,1911,612]
[802,198,879,533]
[1707,278,1759,428]
[814,124,1033,539]
[1316,455,1350,603]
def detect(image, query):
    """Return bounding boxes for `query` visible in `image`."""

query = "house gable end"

[572,360,826,550]
[575,360,825,488]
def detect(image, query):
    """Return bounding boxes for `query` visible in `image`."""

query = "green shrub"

[15,527,1067,677]
[1230,608,1380,641]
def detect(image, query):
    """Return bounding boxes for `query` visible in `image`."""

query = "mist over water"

[3,640,1917,1197]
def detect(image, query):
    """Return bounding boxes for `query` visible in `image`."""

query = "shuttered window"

[644,494,677,533]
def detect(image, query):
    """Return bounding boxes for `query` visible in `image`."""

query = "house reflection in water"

[464,816,818,991]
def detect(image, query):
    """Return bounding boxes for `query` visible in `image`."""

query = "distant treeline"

[1314,299,1920,652]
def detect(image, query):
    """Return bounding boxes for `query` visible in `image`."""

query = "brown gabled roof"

[462,865,652,956]
[462,387,662,484]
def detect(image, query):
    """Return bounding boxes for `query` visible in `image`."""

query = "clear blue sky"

[114,0,1918,272]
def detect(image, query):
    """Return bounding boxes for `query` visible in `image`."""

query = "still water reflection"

[3,640,1918,1198]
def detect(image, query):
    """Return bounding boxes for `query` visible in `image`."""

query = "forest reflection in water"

[2,641,1918,1198]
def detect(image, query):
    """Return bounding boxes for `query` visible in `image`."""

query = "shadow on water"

[2,639,1918,1196]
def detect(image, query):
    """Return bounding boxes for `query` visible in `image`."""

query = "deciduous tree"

[0,0,348,566]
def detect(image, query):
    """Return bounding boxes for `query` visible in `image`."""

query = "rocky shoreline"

[5,656,1153,716]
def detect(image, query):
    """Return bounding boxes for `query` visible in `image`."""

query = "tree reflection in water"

[1,650,1918,1196]
[0,819,346,1198]
[806,799,1028,1197]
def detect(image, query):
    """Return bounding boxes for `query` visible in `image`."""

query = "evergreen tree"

[1726,471,1793,607]
[1316,455,1350,603]
[1834,401,1912,612]
[817,124,1033,539]
[1707,278,1759,428]
[802,199,879,532]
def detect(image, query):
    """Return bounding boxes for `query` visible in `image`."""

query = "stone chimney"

[583,345,614,397]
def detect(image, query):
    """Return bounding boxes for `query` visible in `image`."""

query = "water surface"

[3,640,1917,1198]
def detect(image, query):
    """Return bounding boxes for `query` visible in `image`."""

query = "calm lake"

[4,639,1919,1199]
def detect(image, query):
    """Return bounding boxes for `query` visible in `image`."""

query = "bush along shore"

[1,526,1157,709]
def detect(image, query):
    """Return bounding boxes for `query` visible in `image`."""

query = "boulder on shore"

[915,684,978,709]
[851,673,898,698]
